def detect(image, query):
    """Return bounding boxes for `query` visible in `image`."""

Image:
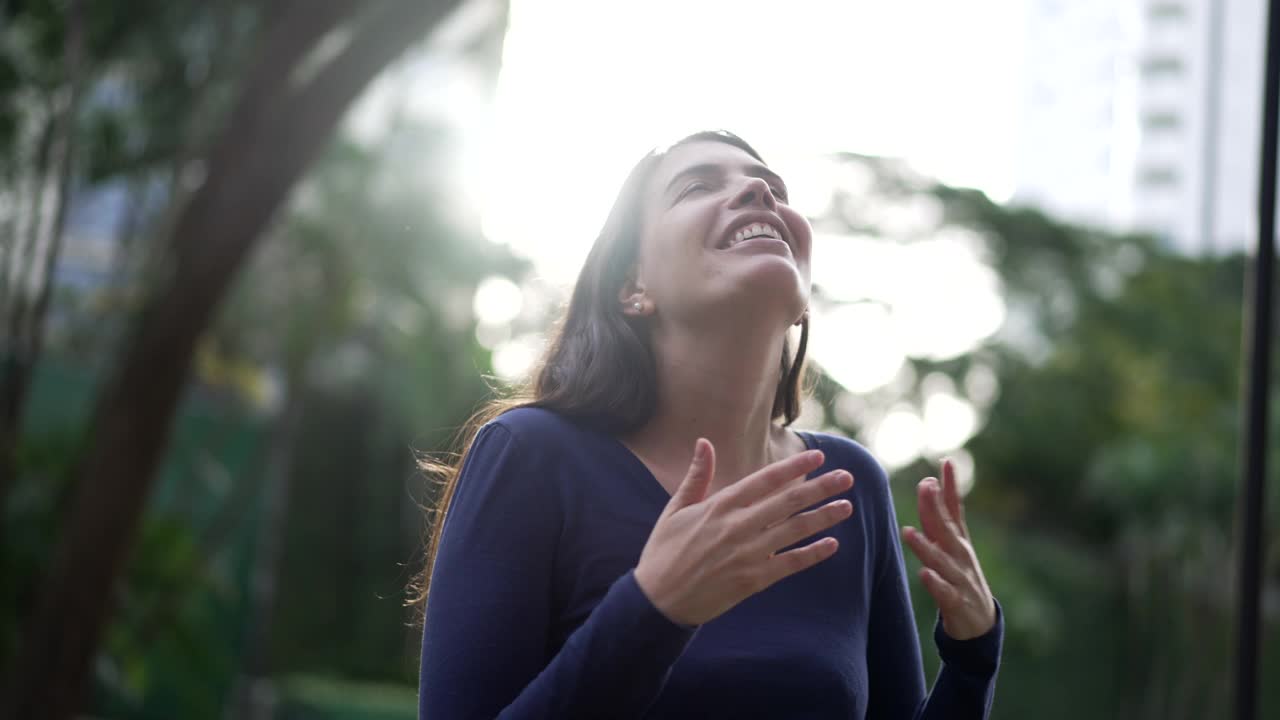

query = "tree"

[0,0,85,513]
[1,3,470,718]
[804,152,1279,717]
[0,0,260,517]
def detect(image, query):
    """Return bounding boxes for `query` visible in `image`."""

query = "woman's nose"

[729,176,777,210]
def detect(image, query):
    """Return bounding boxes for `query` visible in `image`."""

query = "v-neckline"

[605,430,818,504]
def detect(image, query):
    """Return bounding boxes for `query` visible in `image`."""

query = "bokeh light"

[871,405,927,470]
[472,274,524,325]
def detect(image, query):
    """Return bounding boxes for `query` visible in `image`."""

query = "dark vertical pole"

[1234,0,1280,717]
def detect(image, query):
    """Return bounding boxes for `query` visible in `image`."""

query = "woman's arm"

[863,458,1003,720]
[418,423,697,719]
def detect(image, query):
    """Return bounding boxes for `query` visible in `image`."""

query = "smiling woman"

[413,130,1004,719]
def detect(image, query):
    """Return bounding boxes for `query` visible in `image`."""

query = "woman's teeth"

[730,222,782,247]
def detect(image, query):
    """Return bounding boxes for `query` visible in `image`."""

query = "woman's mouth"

[722,222,785,249]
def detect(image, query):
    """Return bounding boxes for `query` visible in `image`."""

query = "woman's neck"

[621,320,796,496]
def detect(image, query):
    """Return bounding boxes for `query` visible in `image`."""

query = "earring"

[633,302,643,311]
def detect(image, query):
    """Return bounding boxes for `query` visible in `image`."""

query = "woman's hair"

[408,130,811,617]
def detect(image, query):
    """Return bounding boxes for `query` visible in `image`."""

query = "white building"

[1015,0,1268,255]
[1014,0,1141,231]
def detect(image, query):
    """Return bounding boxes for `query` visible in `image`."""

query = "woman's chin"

[740,260,809,297]
[708,265,809,319]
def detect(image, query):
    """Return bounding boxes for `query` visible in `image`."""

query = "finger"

[901,526,967,586]
[941,459,969,538]
[668,438,715,511]
[919,566,962,612]
[761,470,817,529]
[916,478,949,546]
[722,449,826,508]
[748,469,853,530]
[927,480,969,555]
[760,536,840,589]
[757,497,853,555]
[918,478,965,557]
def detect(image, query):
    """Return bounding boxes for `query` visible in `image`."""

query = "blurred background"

[2,0,1279,718]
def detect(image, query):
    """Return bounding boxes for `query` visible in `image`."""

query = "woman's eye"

[678,182,709,199]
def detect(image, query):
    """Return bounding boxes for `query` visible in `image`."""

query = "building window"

[1143,111,1182,131]
[1141,56,1185,77]
[1139,166,1180,187]
[1148,2,1187,22]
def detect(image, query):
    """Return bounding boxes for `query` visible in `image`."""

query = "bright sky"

[467,0,1025,285]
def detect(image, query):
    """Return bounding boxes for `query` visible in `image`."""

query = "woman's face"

[631,140,813,327]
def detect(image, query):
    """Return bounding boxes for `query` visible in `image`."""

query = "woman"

[414,130,1002,719]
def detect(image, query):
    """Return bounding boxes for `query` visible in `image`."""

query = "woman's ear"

[618,269,649,316]
[794,308,809,327]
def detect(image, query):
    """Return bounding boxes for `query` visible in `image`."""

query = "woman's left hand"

[901,458,997,640]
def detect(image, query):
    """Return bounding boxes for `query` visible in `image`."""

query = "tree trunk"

[0,3,464,718]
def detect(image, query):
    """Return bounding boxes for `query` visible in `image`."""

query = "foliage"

[809,154,1280,718]
[239,122,525,684]
[3,0,502,716]
[276,674,417,720]
[3,357,266,719]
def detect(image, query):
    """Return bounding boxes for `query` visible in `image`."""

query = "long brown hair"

[408,130,811,617]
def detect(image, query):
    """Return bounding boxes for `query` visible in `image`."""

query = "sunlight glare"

[473,275,524,326]
[473,0,1023,288]
[893,232,1006,360]
[491,332,544,383]
[871,406,926,470]
[809,303,905,393]
[923,391,979,453]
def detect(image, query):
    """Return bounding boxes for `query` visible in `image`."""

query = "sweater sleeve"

[418,422,698,720]
[863,458,1003,720]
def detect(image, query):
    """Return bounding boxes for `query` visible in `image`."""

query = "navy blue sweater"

[418,407,1002,719]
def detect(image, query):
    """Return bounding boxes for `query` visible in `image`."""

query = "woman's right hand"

[633,438,854,627]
